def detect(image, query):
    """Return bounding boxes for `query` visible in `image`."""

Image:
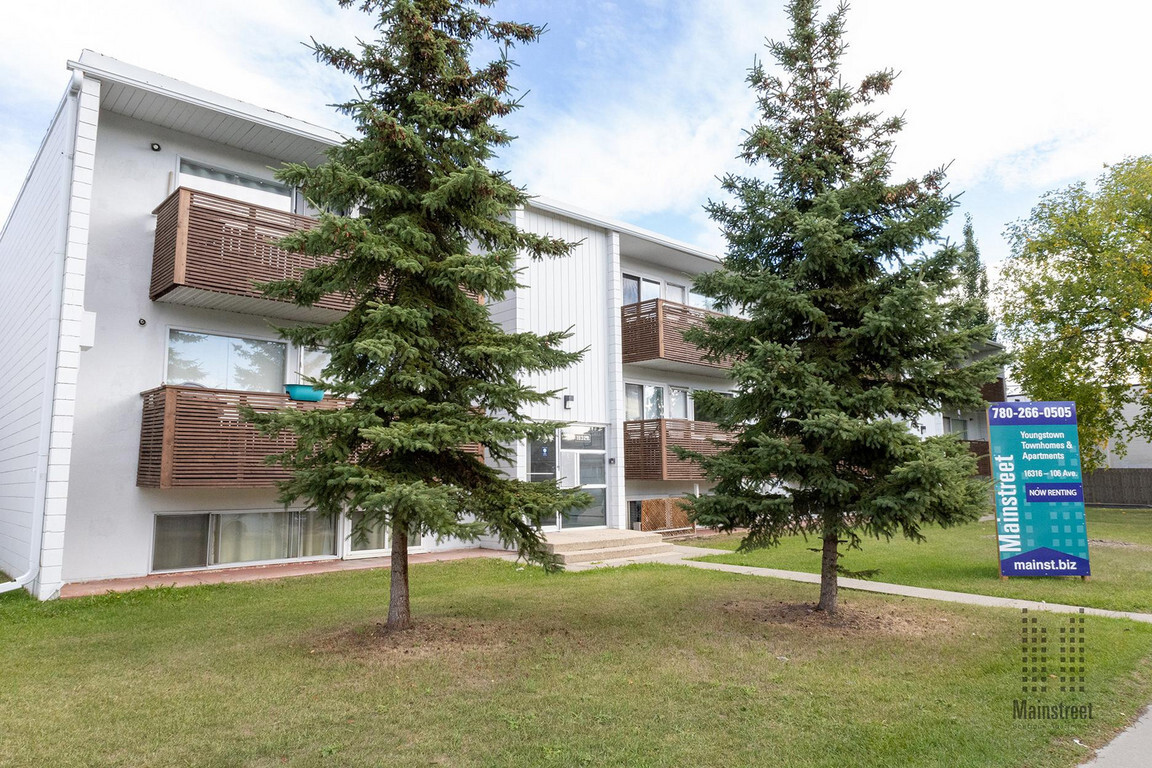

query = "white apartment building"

[0,52,735,599]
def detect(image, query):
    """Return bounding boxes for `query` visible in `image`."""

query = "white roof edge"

[527,196,720,263]
[67,50,346,147]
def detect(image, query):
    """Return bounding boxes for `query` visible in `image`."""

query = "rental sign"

[988,401,1091,577]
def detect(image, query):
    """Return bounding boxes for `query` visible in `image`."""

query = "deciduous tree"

[1000,156,1152,471]
[684,0,1002,615]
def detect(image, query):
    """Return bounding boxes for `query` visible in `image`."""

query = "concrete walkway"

[1081,707,1152,766]
[568,544,1152,623]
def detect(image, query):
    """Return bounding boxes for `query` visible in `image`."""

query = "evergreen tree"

[250,0,587,630]
[958,214,992,332]
[684,0,1003,614]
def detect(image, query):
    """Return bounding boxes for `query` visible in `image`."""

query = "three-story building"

[0,52,733,598]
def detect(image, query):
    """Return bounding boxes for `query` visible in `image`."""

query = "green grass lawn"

[2,559,1151,767]
[684,508,1152,613]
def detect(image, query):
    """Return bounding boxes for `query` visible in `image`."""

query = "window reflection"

[166,329,286,392]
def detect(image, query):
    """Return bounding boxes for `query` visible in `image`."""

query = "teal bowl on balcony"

[285,384,325,402]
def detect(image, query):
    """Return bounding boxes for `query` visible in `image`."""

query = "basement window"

[153,511,336,572]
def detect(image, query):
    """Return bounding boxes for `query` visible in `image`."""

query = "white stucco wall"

[60,109,354,582]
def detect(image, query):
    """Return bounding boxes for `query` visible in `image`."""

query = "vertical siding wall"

[0,90,75,584]
[518,210,611,425]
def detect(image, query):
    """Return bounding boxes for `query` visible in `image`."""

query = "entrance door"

[528,425,608,529]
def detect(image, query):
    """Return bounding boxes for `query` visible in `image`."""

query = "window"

[688,289,715,312]
[166,329,286,393]
[348,510,422,553]
[178,159,293,212]
[944,417,969,440]
[665,283,687,304]
[623,273,660,306]
[153,511,336,571]
[692,390,732,424]
[625,383,664,420]
[669,387,690,420]
[529,434,558,483]
[299,347,330,384]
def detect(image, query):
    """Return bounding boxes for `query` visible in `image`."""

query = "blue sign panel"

[987,401,1090,577]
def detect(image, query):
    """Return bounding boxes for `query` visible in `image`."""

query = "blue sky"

[2,0,1151,272]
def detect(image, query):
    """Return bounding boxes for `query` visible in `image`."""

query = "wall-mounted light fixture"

[150,143,161,152]
[563,395,575,410]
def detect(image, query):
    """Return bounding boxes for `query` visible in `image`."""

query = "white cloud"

[4,0,1151,260]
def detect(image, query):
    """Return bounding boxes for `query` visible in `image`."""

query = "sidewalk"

[570,544,1152,623]
[59,548,509,598]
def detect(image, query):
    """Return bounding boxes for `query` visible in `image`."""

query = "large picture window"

[153,510,336,571]
[179,159,293,212]
[166,329,286,393]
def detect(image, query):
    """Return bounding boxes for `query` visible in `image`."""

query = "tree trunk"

[817,519,839,615]
[387,518,411,630]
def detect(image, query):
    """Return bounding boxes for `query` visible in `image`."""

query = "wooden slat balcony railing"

[621,299,732,370]
[964,439,992,477]
[138,385,484,488]
[150,187,352,321]
[623,418,733,482]
[137,385,349,489]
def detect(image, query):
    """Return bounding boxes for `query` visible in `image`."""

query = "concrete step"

[543,529,665,554]
[555,542,675,565]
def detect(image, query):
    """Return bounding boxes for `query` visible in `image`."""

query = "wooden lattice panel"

[620,299,732,369]
[149,188,352,313]
[640,496,694,533]
[138,385,483,488]
[623,418,733,481]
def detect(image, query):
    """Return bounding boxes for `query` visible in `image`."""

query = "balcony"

[137,385,483,489]
[621,299,732,375]
[150,187,350,322]
[964,439,992,477]
[623,418,733,482]
[137,385,348,488]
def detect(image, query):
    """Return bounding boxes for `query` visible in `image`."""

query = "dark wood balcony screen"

[138,385,484,489]
[980,378,1007,403]
[964,439,992,476]
[623,418,732,481]
[620,299,732,369]
[149,187,353,312]
[137,385,348,488]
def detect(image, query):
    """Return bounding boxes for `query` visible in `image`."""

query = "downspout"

[0,70,83,596]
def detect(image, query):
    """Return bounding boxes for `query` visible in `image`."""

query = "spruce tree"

[684,0,1003,614]
[250,0,587,630]
[958,214,992,332]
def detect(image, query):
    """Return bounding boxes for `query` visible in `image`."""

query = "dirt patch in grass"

[721,599,966,639]
[310,617,511,659]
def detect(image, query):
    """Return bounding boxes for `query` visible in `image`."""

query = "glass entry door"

[529,425,608,529]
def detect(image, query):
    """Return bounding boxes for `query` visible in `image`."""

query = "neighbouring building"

[0,52,737,599]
